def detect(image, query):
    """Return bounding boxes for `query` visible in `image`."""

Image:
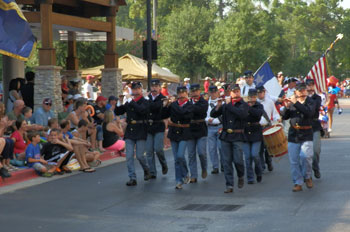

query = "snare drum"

[262,125,288,157]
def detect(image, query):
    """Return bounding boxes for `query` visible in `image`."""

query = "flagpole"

[253,56,272,76]
[324,34,344,76]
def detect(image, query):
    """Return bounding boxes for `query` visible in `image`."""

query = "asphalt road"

[1,109,350,232]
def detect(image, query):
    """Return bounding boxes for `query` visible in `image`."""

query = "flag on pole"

[0,0,36,61]
[254,61,282,97]
[306,55,328,93]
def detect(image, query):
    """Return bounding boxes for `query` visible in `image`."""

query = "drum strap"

[262,110,272,126]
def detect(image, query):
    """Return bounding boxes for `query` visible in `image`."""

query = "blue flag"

[0,0,36,61]
[254,62,281,97]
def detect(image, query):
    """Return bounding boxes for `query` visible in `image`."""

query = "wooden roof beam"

[52,12,112,32]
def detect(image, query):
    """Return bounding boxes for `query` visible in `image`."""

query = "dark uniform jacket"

[281,97,315,143]
[115,97,149,140]
[190,97,208,139]
[147,93,166,134]
[244,102,264,142]
[163,100,193,141]
[210,99,249,142]
[310,93,322,132]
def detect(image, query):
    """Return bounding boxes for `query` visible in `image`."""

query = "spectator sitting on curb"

[22,107,44,131]
[73,119,101,168]
[67,98,97,149]
[47,118,59,135]
[7,99,25,130]
[41,128,74,175]
[33,98,55,127]
[102,110,125,157]
[9,119,28,168]
[60,120,96,172]
[26,131,55,177]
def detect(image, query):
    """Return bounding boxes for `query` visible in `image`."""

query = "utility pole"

[153,0,157,40]
[146,0,152,91]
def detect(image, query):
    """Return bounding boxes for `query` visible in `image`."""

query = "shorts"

[33,163,53,173]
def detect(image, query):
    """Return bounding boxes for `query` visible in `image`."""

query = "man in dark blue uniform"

[281,83,315,192]
[115,82,150,186]
[306,79,322,179]
[162,86,193,189]
[187,84,209,183]
[211,84,249,193]
[243,89,264,184]
[146,79,168,179]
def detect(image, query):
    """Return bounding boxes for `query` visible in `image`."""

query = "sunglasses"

[45,103,52,106]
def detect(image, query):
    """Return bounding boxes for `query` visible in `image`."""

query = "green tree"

[206,0,264,75]
[158,4,216,79]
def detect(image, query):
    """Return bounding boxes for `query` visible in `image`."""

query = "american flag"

[306,55,328,93]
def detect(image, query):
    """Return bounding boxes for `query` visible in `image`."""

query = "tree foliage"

[20,0,350,81]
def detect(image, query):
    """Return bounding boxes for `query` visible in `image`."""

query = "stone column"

[61,70,82,82]
[34,66,63,116]
[101,68,123,98]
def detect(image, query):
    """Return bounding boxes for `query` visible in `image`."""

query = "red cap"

[96,96,107,102]
[86,75,94,80]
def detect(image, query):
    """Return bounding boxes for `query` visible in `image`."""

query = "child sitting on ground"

[26,131,55,177]
[41,128,74,175]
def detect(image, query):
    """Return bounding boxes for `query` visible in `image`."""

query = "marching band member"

[281,83,316,192]
[115,82,151,186]
[257,86,281,172]
[146,79,168,179]
[162,86,192,189]
[206,85,223,174]
[306,79,322,179]
[243,89,264,184]
[211,84,249,193]
[283,77,298,98]
[187,84,209,183]
[241,70,256,97]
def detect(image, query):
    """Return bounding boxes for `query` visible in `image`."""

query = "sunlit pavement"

[0,108,349,232]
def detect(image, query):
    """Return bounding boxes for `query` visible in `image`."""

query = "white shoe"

[175,183,183,189]
[328,128,332,133]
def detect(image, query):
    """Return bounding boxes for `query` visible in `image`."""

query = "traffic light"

[143,39,157,60]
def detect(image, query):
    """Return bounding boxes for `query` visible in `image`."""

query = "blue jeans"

[146,132,167,176]
[96,125,103,141]
[171,140,189,184]
[207,126,223,170]
[288,141,313,185]
[243,142,262,182]
[125,139,149,180]
[221,141,245,188]
[187,137,208,178]
[312,131,321,172]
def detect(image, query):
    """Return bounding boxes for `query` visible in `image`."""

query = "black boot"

[144,170,151,181]
[0,167,11,179]
[162,165,168,175]
[126,179,137,186]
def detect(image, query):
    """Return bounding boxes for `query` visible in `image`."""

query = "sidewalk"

[0,150,125,190]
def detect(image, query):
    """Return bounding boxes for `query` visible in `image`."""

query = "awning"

[81,54,180,83]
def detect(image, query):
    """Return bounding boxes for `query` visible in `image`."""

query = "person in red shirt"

[10,119,28,167]
[204,77,211,93]
[161,83,169,97]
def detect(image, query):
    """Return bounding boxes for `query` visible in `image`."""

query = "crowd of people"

[0,70,342,193]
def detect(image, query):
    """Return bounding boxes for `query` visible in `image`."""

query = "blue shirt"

[25,143,41,168]
[62,131,73,139]
[33,106,54,126]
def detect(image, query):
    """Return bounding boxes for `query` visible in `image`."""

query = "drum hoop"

[262,124,282,136]
[271,150,288,158]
